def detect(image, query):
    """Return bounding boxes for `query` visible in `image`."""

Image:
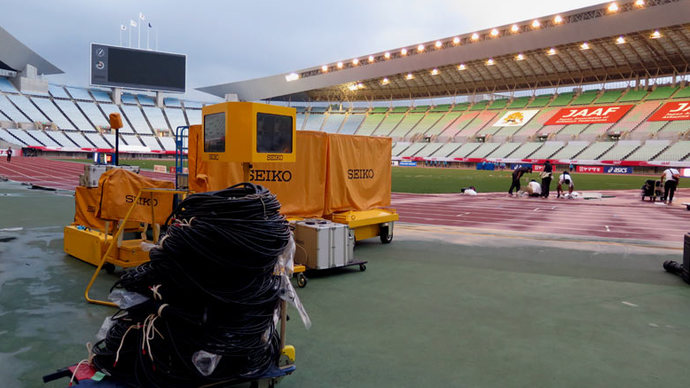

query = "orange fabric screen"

[325,134,391,215]
[189,126,328,218]
[97,169,175,224]
[74,186,108,230]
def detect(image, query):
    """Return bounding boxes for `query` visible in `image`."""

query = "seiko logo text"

[266,154,283,161]
[125,195,159,206]
[209,154,219,160]
[347,169,375,179]
[250,170,293,182]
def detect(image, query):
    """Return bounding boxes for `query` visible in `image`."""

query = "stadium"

[1,0,690,387]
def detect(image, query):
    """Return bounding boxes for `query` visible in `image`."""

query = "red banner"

[545,105,634,125]
[648,101,690,121]
[576,166,603,174]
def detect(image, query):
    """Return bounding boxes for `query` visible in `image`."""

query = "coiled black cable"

[92,183,290,387]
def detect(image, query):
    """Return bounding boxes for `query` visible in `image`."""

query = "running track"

[1,157,687,244]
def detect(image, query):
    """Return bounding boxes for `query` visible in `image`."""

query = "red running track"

[1,157,687,244]
[0,157,173,191]
[392,191,690,244]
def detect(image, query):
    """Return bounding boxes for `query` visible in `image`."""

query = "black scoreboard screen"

[91,43,186,92]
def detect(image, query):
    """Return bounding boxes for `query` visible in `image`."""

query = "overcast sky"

[3,0,604,101]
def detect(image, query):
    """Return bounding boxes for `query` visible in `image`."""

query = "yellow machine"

[201,102,296,164]
[329,208,398,243]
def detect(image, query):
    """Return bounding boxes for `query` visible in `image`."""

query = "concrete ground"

[1,180,690,387]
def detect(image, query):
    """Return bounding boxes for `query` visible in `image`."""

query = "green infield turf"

[391,167,688,193]
[56,159,685,194]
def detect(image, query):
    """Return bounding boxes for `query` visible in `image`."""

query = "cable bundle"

[92,183,291,387]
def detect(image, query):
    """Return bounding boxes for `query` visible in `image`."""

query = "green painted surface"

[391,167,688,193]
[1,181,690,387]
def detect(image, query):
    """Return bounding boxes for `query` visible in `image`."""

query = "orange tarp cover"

[74,186,109,230]
[325,134,391,215]
[97,168,175,224]
[189,125,328,218]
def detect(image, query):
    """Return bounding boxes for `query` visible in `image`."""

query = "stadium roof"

[199,0,690,102]
[0,26,63,75]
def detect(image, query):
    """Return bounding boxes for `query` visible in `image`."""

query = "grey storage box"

[293,220,354,270]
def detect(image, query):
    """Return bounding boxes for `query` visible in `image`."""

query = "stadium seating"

[594,90,623,104]
[388,113,425,138]
[625,140,670,161]
[607,101,660,135]
[31,97,74,129]
[405,112,445,138]
[466,142,500,158]
[186,109,201,127]
[66,87,94,101]
[529,141,564,159]
[339,114,365,135]
[303,112,325,131]
[430,142,462,157]
[507,97,530,109]
[656,120,689,138]
[598,140,641,160]
[526,95,552,108]
[0,78,18,93]
[321,113,346,133]
[549,93,574,107]
[414,142,444,157]
[646,86,677,100]
[619,89,648,102]
[372,113,405,136]
[448,143,481,158]
[84,132,110,148]
[90,89,112,103]
[7,94,48,122]
[672,86,690,99]
[356,113,386,136]
[425,112,461,137]
[488,98,509,110]
[64,131,92,148]
[0,95,29,123]
[654,141,690,161]
[399,142,427,157]
[486,142,520,158]
[550,141,588,159]
[573,141,614,160]
[508,142,543,159]
[99,104,134,133]
[571,90,599,105]
[391,142,411,156]
[455,111,498,140]
[143,106,170,133]
[53,100,95,131]
[46,130,77,147]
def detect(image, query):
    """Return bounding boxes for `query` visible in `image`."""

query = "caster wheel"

[297,273,307,288]
[103,263,116,274]
[359,264,366,272]
[379,223,393,244]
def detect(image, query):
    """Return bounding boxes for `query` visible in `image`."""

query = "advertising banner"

[604,166,633,174]
[576,166,603,174]
[492,110,539,127]
[545,105,634,125]
[399,161,417,167]
[325,134,391,215]
[648,101,690,121]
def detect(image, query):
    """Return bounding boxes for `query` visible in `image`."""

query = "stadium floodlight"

[384,52,391,59]
[337,61,344,69]
[321,65,328,72]
[515,53,525,61]
[417,44,425,52]
[457,64,466,70]
[608,2,619,12]
[486,58,495,66]
[406,73,414,80]
[554,15,563,24]
[580,42,590,50]
[401,48,408,56]
[348,84,358,91]
[357,83,364,89]
[435,40,442,48]
[471,33,479,41]
[452,37,460,45]
[490,29,499,37]
[352,58,359,65]
[368,55,375,63]
[381,78,390,85]
[650,30,662,39]
[431,68,439,75]
[285,72,299,82]
[531,20,541,28]
[511,24,520,33]
[547,48,557,56]
[634,0,645,6]
[616,35,626,44]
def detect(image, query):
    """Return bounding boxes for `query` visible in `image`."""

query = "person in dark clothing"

[6,146,12,162]
[509,166,532,196]
[540,161,553,198]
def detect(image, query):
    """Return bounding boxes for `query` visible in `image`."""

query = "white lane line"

[621,301,638,307]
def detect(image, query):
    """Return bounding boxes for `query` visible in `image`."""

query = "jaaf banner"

[648,101,690,121]
[545,105,634,125]
[576,166,603,174]
[492,110,539,127]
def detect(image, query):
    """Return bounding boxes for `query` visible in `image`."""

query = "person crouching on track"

[540,161,553,198]
[509,166,532,196]
[557,171,574,199]
[661,167,680,204]
[524,179,542,197]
